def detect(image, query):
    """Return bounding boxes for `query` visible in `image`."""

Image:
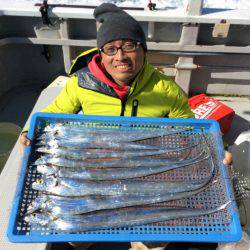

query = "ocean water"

[1,0,250,10]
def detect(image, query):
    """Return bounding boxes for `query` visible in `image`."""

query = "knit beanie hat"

[94,3,147,51]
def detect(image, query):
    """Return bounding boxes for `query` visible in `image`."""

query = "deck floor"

[218,96,250,145]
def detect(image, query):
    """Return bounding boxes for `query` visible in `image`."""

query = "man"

[20,3,232,249]
[21,3,194,140]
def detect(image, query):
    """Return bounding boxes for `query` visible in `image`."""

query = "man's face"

[100,40,145,86]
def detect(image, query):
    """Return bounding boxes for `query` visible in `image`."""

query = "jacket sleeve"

[42,75,81,114]
[169,85,195,118]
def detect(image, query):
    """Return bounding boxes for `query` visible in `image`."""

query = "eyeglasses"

[100,42,141,56]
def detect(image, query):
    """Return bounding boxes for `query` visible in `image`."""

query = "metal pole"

[60,19,72,74]
[175,0,203,94]
[1,37,250,54]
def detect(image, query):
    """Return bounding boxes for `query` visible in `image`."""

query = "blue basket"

[7,112,242,243]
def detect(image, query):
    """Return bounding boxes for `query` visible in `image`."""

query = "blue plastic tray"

[7,112,242,243]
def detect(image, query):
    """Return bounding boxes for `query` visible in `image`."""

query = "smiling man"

[20,3,193,132]
[30,3,193,120]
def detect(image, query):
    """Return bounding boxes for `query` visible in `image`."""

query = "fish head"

[37,165,58,175]
[37,146,59,155]
[32,176,58,191]
[34,156,46,165]
[47,140,59,148]
[24,212,51,226]
[36,146,50,154]
[35,155,60,166]
[26,196,48,214]
[37,133,46,141]
[47,124,64,136]
[44,124,57,133]
[36,136,58,146]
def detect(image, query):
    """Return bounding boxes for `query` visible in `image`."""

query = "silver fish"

[38,130,165,141]
[42,124,192,141]
[36,139,164,150]
[31,173,212,197]
[24,202,229,232]
[39,125,193,145]
[36,165,59,175]
[36,141,199,160]
[50,151,209,180]
[34,150,195,168]
[26,175,214,215]
[35,149,205,176]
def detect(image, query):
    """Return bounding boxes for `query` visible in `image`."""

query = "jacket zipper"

[120,101,126,116]
[120,81,138,116]
[131,99,139,116]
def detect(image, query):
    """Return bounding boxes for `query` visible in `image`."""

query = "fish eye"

[36,179,44,184]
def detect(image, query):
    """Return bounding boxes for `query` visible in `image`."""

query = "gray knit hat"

[94,3,147,51]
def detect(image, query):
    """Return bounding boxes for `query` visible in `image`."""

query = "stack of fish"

[24,123,221,232]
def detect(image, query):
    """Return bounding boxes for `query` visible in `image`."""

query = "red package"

[188,94,235,134]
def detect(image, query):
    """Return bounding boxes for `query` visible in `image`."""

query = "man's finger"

[223,151,233,165]
[24,139,30,146]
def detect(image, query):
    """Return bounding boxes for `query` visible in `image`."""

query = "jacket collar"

[69,48,98,75]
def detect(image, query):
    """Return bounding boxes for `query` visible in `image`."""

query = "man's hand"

[20,132,30,155]
[223,150,233,169]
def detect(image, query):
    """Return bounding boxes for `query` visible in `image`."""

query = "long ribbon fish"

[32,142,214,197]
[41,124,192,143]
[32,174,212,197]
[24,202,229,232]
[36,151,209,180]
[34,148,195,168]
[37,131,197,150]
[37,139,163,150]
[35,140,200,160]
[26,175,214,216]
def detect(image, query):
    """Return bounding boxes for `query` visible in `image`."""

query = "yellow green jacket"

[41,49,194,119]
